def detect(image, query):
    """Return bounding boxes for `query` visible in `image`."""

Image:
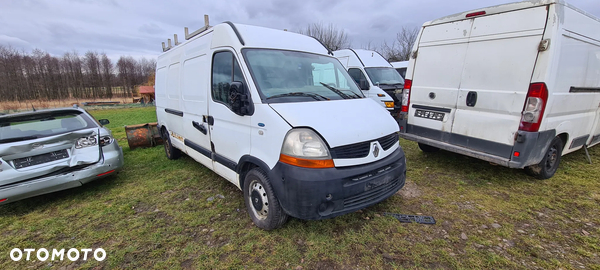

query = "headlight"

[281,129,330,158]
[280,129,334,168]
[99,135,113,146]
[76,136,98,149]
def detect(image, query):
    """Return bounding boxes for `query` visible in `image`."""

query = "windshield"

[365,67,405,86]
[0,111,96,143]
[243,49,364,103]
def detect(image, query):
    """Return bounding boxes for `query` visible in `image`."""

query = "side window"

[348,68,366,85]
[211,51,246,106]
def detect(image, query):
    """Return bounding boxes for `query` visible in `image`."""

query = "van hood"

[269,98,399,148]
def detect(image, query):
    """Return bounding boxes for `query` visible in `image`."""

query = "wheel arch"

[236,155,271,190]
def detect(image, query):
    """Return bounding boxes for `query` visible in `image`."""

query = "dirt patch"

[395,180,422,199]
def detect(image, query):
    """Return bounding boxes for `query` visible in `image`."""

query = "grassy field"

[1,106,598,269]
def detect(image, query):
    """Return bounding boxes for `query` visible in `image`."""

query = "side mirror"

[98,119,110,125]
[229,81,253,116]
[359,79,370,91]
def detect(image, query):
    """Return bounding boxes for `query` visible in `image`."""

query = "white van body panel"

[402,0,600,168]
[391,61,408,69]
[333,49,395,111]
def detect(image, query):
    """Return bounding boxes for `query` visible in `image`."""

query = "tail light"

[401,79,412,113]
[519,83,548,132]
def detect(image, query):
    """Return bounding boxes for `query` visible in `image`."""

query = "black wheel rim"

[545,143,558,171]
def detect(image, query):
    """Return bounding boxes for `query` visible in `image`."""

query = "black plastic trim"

[570,135,589,149]
[412,104,451,113]
[214,154,237,171]
[184,139,211,158]
[406,124,512,158]
[569,87,600,93]
[591,134,600,145]
[223,21,245,46]
[165,108,183,117]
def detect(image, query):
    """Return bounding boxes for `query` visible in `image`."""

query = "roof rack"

[162,15,210,52]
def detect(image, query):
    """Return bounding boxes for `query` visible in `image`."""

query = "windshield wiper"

[266,92,329,101]
[319,82,356,99]
[0,136,39,144]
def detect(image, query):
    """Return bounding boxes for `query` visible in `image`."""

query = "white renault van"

[399,0,600,179]
[334,49,404,114]
[155,20,406,230]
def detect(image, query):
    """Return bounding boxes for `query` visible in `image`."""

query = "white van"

[391,61,408,79]
[155,20,406,230]
[399,0,600,179]
[334,49,404,114]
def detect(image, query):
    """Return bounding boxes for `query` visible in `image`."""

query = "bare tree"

[380,27,419,62]
[298,22,351,52]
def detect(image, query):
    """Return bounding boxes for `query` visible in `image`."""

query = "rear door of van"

[409,6,549,157]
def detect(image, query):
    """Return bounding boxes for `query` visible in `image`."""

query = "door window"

[348,68,368,86]
[211,51,246,107]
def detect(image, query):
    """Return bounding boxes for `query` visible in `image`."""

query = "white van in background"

[155,20,406,230]
[391,61,408,79]
[334,49,404,114]
[399,0,600,179]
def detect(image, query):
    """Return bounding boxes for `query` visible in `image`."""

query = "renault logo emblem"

[373,144,380,158]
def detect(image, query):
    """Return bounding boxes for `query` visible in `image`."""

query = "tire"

[525,136,563,180]
[418,143,440,153]
[243,168,288,230]
[162,128,181,160]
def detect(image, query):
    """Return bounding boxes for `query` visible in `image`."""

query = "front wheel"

[525,136,563,179]
[243,168,288,230]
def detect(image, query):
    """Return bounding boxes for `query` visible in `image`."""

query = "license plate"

[415,109,444,121]
[13,149,69,169]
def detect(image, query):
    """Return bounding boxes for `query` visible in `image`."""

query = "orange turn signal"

[385,101,394,108]
[279,154,334,168]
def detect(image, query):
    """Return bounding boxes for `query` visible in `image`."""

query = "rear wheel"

[243,168,288,230]
[162,128,181,160]
[418,143,440,153]
[525,136,563,179]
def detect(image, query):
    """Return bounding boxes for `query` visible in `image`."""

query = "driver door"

[207,50,252,187]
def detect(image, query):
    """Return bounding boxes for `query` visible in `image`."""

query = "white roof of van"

[334,49,392,68]
[391,61,408,69]
[424,0,599,26]
[159,22,330,58]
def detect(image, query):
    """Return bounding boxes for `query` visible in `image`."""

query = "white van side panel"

[543,4,600,153]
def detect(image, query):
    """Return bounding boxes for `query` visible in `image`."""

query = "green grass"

[1,106,599,269]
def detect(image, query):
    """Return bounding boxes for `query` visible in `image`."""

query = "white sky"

[1,0,599,61]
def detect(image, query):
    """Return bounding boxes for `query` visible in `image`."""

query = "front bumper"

[0,142,124,205]
[268,147,406,220]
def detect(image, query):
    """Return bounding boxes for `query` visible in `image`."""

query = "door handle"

[203,115,215,126]
[192,121,207,135]
[466,91,477,107]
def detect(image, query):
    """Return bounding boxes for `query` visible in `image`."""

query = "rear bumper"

[399,127,555,169]
[0,142,124,205]
[268,147,406,220]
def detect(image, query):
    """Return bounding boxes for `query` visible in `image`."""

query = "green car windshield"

[243,49,364,103]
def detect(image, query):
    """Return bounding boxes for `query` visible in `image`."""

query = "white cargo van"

[399,0,600,179]
[391,61,408,79]
[334,49,404,114]
[155,20,406,230]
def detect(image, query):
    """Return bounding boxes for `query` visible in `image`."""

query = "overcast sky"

[1,0,599,62]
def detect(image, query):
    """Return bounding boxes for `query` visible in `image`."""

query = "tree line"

[0,45,155,102]
[298,23,419,62]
